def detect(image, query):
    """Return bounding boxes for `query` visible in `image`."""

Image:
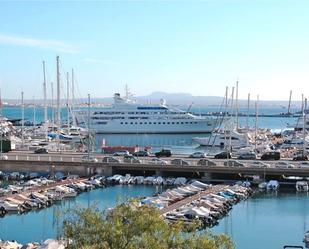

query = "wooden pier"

[159,185,229,215]
[0,177,87,201]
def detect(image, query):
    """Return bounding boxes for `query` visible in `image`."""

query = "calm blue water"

[212,191,309,248]
[1,106,308,247]
[0,187,308,248]
[0,185,163,244]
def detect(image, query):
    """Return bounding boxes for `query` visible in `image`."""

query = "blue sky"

[0,0,308,101]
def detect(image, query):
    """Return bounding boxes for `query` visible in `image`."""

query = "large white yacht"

[75,93,218,134]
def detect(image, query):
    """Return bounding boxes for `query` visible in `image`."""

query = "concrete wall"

[0,160,113,177]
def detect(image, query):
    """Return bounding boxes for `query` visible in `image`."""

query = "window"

[163,122,166,124]
[172,122,175,124]
[153,122,156,124]
[120,122,123,124]
[167,122,170,124]
[176,122,179,124]
[130,122,133,125]
[125,122,128,124]
[158,122,161,124]
[140,122,143,124]
[149,122,152,124]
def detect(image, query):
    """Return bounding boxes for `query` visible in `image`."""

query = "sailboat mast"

[71,68,76,126]
[247,93,250,129]
[303,97,307,156]
[56,56,61,151]
[288,90,292,115]
[229,87,235,153]
[66,72,70,134]
[224,86,229,153]
[87,94,91,161]
[254,95,259,151]
[236,80,239,130]
[51,82,54,126]
[42,60,48,140]
[21,91,24,147]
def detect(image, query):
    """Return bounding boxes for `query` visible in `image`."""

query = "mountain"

[2,91,302,108]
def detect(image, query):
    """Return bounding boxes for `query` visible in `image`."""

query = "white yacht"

[193,129,252,147]
[75,93,218,134]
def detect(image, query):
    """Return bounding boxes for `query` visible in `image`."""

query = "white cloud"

[0,33,79,54]
[83,57,114,64]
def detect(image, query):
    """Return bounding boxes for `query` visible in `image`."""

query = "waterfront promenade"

[1,151,309,180]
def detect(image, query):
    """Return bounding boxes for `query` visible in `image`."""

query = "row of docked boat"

[106,174,187,186]
[140,181,251,228]
[0,238,65,249]
[0,176,106,216]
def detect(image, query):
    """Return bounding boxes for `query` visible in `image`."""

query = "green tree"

[62,200,234,249]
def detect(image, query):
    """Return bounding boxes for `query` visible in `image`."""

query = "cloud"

[83,57,114,64]
[0,33,79,54]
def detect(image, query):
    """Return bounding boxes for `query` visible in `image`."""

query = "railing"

[2,154,309,170]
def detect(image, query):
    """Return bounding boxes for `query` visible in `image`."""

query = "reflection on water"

[1,186,309,247]
[0,185,162,244]
[211,191,309,249]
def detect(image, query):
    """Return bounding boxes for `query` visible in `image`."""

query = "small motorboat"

[296,181,309,192]
[267,180,279,191]
[258,182,267,190]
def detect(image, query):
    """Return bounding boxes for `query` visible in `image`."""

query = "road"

[2,150,306,170]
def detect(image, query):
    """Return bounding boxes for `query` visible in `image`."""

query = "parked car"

[171,159,189,166]
[123,155,141,164]
[275,161,295,169]
[250,161,270,168]
[133,150,150,157]
[150,158,168,165]
[0,154,8,160]
[261,151,280,160]
[113,150,130,156]
[102,156,121,163]
[293,155,308,161]
[189,152,206,158]
[197,159,217,166]
[214,151,231,159]
[224,160,245,167]
[237,152,257,160]
[155,149,172,157]
[299,162,309,168]
[82,155,98,163]
[34,148,48,154]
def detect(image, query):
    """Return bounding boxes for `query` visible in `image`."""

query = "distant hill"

[2,91,302,109]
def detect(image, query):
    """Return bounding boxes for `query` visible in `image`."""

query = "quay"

[159,185,229,215]
[1,152,309,182]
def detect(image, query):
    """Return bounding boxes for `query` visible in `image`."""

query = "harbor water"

[0,185,164,244]
[1,106,308,247]
[0,186,308,248]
